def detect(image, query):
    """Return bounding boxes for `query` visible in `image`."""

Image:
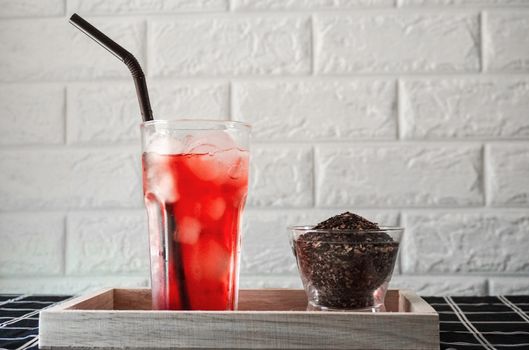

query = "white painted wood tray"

[39,288,439,349]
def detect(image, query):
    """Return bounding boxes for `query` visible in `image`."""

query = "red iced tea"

[142,148,248,310]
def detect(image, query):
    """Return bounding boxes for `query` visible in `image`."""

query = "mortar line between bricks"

[2,274,151,280]
[0,209,146,215]
[62,0,68,18]
[0,143,141,151]
[312,146,318,207]
[5,72,529,85]
[62,272,150,278]
[310,14,316,76]
[397,211,403,273]
[396,273,529,277]
[480,11,486,73]
[7,7,528,20]
[482,145,489,206]
[483,144,492,207]
[144,20,150,79]
[228,81,234,121]
[3,207,529,215]
[0,15,68,21]
[62,215,68,277]
[62,86,68,145]
[1,139,529,151]
[250,206,522,211]
[239,273,529,278]
[282,140,529,145]
[396,79,403,140]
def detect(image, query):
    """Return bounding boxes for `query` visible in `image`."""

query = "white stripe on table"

[498,295,529,323]
[438,311,518,315]
[0,296,27,307]
[441,330,529,335]
[441,341,483,346]
[0,334,37,341]
[9,301,53,305]
[0,296,75,328]
[441,321,529,324]
[445,296,496,350]
[1,327,38,330]
[16,336,38,350]
[430,302,529,306]
[0,308,40,312]
[442,341,529,347]
[0,310,41,328]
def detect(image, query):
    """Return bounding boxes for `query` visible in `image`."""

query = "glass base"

[307,301,385,313]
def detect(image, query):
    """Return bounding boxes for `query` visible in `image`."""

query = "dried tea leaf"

[294,212,399,309]
[314,211,380,231]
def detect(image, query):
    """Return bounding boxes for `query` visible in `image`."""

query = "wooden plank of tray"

[39,288,439,350]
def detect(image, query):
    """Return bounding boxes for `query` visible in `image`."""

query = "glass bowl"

[288,226,403,312]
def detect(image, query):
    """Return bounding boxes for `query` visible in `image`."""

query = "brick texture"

[233,80,397,141]
[484,12,529,72]
[0,149,142,210]
[489,144,529,206]
[0,84,64,145]
[0,213,64,276]
[316,144,483,207]
[68,0,228,14]
[314,13,480,74]
[248,145,314,207]
[400,0,529,6]
[0,19,145,82]
[150,17,311,77]
[0,0,64,17]
[401,78,529,139]
[402,211,529,273]
[239,276,303,289]
[233,0,394,10]
[68,82,229,143]
[66,211,149,275]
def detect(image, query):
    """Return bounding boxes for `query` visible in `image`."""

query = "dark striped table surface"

[1,294,528,350]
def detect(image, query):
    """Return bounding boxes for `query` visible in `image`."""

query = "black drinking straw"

[166,204,190,310]
[69,13,153,122]
[69,14,191,309]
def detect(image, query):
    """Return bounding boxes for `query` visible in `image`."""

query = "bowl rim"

[288,225,404,234]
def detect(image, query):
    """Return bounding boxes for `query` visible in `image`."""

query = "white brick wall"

[483,12,529,72]
[0,85,65,145]
[67,82,229,143]
[400,78,529,139]
[314,13,480,73]
[316,144,483,207]
[0,0,528,296]
[66,211,149,275]
[233,80,397,140]
[150,17,311,77]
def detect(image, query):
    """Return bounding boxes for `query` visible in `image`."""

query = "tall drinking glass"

[141,120,250,310]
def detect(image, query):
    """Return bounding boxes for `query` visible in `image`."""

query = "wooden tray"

[39,288,439,349]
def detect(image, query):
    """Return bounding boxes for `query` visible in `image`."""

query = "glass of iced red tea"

[141,120,250,310]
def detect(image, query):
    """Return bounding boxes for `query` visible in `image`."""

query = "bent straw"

[69,15,192,309]
[69,13,153,122]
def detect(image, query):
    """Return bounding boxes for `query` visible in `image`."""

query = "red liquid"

[142,149,248,310]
